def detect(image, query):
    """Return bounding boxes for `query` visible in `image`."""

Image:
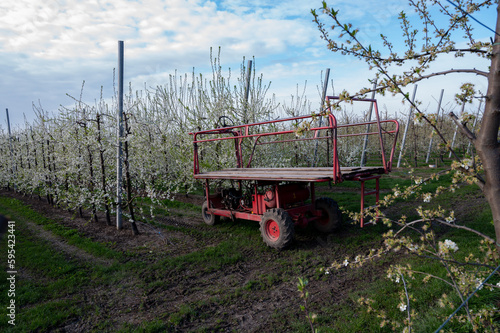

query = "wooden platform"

[194,167,386,182]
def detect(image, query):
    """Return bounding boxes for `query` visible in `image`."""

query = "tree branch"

[435,219,497,245]
[448,112,477,141]
[313,1,489,173]
[415,253,496,269]
[416,68,488,79]
[333,47,488,64]
[356,69,488,98]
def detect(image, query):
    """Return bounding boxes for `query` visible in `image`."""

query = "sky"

[0,0,496,127]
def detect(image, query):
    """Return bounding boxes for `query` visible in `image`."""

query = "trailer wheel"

[260,208,294,249]
[314,197,342,233]
[202,200,220,226]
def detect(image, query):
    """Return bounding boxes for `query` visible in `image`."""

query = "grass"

[0,196,144,331]
[0,221,85,331]
[157,239,245,273]
[0,197,123,261]
[133,198,201,221]
[0,168,498,331]
[309,173,498,332]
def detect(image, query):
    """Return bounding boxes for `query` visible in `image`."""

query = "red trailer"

[190,97,399,249]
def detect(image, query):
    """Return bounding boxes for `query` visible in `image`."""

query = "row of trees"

[0,52,277,226]
[0,50,481,230]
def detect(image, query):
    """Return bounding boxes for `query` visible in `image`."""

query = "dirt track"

[0,189,397,331]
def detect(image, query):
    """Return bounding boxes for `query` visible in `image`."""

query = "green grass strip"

[0,196,122,261]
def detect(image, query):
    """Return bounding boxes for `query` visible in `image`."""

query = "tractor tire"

[202,200,220,226]
[314,197,342,233]
[259,208,295,250]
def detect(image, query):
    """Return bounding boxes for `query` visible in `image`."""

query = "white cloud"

[0,0,316,62]
[0,0,318,115]
[0,0,495,126]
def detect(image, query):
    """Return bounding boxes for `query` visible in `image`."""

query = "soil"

[0,187,489,332]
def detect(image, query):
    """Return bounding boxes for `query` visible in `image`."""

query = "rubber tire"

[314,197,342,233]
[202,200,220,226]
[259,208,295,250]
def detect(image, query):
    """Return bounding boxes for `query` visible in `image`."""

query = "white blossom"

[444,239,459,251]
[475,279,484,290]
[343,259,349,267]
[439,239,459,253]
[407,244,418,252]
[398,303,407,312]
[461,158,473,170]
[445,213,455,223]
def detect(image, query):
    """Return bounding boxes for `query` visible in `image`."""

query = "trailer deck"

[194,166,386,182]
[190,96,400,249]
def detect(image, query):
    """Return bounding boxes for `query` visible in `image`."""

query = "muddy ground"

[0,186,488,332]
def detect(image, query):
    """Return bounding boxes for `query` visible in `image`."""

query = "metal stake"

[449,102,466,158]
[360,80,378,166]
[396,85,418,168]
[312,68,330,167]
[244,60,252,123]
[425,89,444,163]
[116,41,124,230]
[6,108,16,191]
[466,99,483,155]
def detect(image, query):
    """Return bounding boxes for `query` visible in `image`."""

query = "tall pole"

[466,98,483,155]
[360,80,377,166]
[244,59,252,123]
[449,102,466,158]
[425,89,444,163]
[116,41,124,230]
[312,68,330,167]
[397,85,418,168]
[6,108,16,191]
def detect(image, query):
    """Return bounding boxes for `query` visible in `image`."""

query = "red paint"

[191,96,399,231]
[264,219,280,241]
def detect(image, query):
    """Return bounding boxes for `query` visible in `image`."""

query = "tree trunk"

[475,3,500,248]
[96,114,112,226]
[123,113,140,236]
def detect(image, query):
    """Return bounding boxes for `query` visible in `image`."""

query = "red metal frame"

[191,97,399,183]
[190,97,399,229]
[356,175,381,227]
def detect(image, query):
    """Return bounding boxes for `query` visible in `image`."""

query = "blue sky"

[0,0,496,126]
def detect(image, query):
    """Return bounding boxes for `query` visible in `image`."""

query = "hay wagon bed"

[191,97,399,249]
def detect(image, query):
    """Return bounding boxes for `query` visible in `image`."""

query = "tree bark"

[123,113,140,236]
[475,3,500,247]
[96,114,112,226]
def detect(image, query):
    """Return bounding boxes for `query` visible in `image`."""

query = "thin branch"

[415,253,496,269]
[321,44,489,64]
[393,217,496,246]
[400,273,412,332]
[416,68,488,78]
[448,112,477,141]
[359,69,488,98]
[440,255,473,322]
[410,270,456,288]
[434,219,498,245]
[319,12,479,165]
